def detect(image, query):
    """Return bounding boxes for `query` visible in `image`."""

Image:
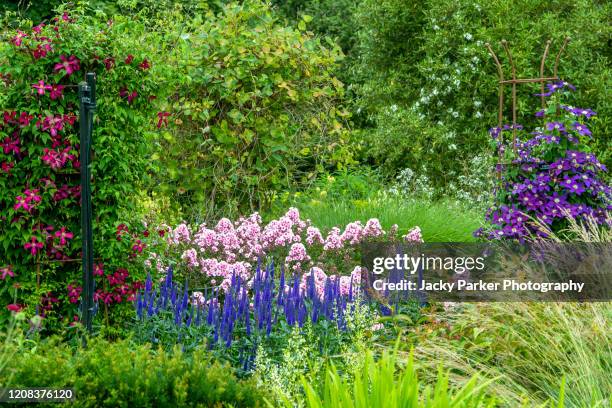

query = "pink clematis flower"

[24,236,44,256]
[18,112,33,127]
[32,24,45,34]
[1,265,14,280]
[157,111,171,128]
[33,42,53,59]
[1,162,14,174]
[32,80,52,95]
[7,304,23,312]
[12,30,27,46]
[139,59,151,70]
[49,84,65,100]
[103,57,115,70]
[14,196,32,212]
[54,55,80,76]
[2,136,20,155]
[54,227,73,246]
[24,188,42,203]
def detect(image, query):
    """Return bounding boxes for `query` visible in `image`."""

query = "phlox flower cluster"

[148,208,410,293]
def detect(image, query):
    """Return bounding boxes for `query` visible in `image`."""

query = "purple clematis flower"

[572,122,591,137]
[546,122,566,132]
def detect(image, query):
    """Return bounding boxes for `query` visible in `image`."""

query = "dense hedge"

[353,0,611,182]
[275,0,610,184]
[1,336,267,407]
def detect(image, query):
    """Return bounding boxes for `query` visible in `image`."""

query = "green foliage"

[272,170,483,242]
[151,0,353,221]
[296,348,497,408]
[0,1,116,22]
[271,0,361,55]
[352,0,611,182]
[412,302,611,406]
[1,335,267,407]
[0,4,158,326]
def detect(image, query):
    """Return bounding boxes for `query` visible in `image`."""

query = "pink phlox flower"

[403,226,424,243]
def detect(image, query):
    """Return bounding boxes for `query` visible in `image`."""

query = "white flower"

[474,100,482,107]
[449,143,457,150]
[433,25,440,30]
[452,111,459,118]
[464,33,472,40]
[475,111,483,118]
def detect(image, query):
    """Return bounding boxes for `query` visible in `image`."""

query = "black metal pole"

[79,73,96,334]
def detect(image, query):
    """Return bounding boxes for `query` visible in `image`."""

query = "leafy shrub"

[352,0,611,181]
[0,1,117,22]
[1,335,267,407]
[477,83,611,240]
[152,0,353,221]
[271,0,360,56]
[0,5,159,328]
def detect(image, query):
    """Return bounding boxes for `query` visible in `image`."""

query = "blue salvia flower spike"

[145,272,153,293]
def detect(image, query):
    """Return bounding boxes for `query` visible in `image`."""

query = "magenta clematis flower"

[24,188,42,203]
[128,91,138,103]
[157,111,171,128]
[120,88,138,104]
[12,30,27,46]
[18,112,33,127]
[104,57,115,70]
[32,24,45,34]
[49,84,65,100]
[54,227,73,246]
[125,54,134,64]
[38,115,64,137]
[94,263,104,276]
[0,265,14,280]
[2,136,20,155]
[6,304,23,312]
[139,59,151,70]
[1,162,14,174]
[32,80,52,95]
[14,196,32,212]
[54,55,80,76]
[24,236,44,256]
[33,42,53,59]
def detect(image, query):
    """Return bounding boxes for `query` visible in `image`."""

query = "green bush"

[150,0,353,221]
[1,335,267,407]
[352,0,611,182]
